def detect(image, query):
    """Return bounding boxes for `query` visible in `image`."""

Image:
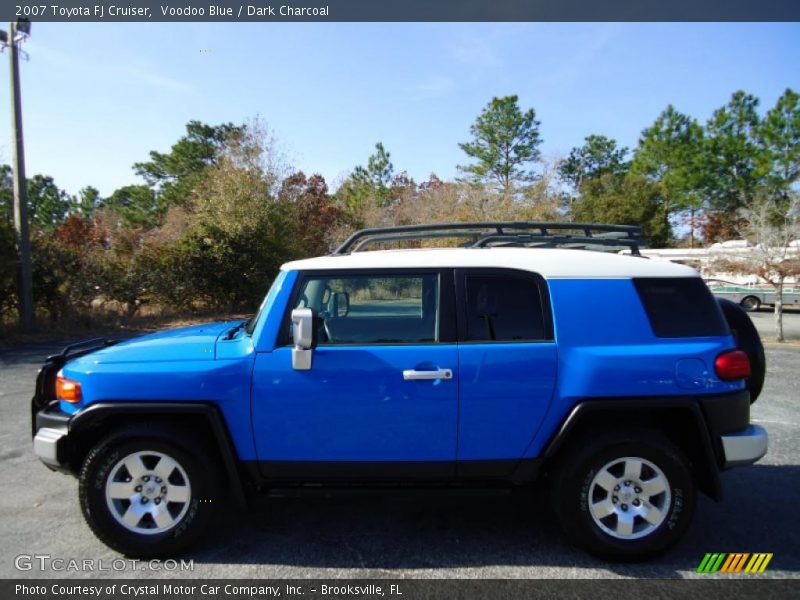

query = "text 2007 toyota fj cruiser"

[31,222,767,560]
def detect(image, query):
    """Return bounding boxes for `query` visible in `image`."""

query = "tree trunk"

[126,300,139,318]
[775,277,785,343]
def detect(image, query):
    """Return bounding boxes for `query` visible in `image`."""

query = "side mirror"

[291,308,318,370]
[329,291,350,318]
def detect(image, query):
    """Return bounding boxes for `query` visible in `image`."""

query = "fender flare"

[543,398,723,501]
[69,402,246,507]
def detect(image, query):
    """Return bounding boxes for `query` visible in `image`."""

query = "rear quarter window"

[633,277,730,338]
[463,274,548,342]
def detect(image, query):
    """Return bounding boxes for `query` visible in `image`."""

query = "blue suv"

[31,223,768,560]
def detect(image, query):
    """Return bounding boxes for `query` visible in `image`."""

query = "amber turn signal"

[55,374,82,403]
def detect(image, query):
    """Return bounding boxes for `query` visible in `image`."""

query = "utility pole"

[4,21,34,330]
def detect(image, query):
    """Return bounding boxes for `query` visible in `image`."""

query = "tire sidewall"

[741,297,760,312]
[559,439,695,560]
[80,435,215,557]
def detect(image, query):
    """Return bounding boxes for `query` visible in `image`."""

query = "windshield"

[245,271,286,336]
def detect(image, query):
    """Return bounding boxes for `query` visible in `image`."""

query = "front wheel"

[79,426,222,557]
[551,430,695,561]
[740,296,761,312]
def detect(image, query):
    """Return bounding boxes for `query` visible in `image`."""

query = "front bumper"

[33,427,69,468]
[30,338,122,472]
[32,402,73,472]
[721,424,768,468]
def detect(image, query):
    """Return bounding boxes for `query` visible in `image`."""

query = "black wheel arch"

[543,398,723,501]
[69,402,247,507]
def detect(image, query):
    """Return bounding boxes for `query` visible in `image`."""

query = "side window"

[294,273,439,344]
[634,277,730,338]
[463,273,547,342]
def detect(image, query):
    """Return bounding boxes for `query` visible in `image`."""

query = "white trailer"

[705,280,800,311]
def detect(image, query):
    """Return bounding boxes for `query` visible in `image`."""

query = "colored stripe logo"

[697,553,773,574]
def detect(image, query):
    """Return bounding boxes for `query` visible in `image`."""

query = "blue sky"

[1,22,799,196]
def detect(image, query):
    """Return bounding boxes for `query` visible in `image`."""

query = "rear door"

[252,269,459,479]
[455,268,558,477]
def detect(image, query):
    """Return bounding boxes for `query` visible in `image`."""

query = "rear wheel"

[551,430,695,561]
[79,425,222,557]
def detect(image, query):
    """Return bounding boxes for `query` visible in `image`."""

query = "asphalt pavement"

[1,315,798,579]
[748,306,800,342]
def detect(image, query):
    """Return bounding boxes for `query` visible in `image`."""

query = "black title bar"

[4,0,800,22]
[4,579,799,600]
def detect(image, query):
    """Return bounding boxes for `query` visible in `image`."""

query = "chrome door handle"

[403,368,453,381]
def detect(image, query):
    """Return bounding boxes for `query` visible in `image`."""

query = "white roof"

[282,248,700,279]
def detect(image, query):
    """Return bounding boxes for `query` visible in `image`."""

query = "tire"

[79,424,223,557]
[717,298,766,403]
[551,429,696,561]
[740,296,761,312]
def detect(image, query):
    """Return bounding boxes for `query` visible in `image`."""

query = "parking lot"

[1,312,798,580]
[746,307,800,342]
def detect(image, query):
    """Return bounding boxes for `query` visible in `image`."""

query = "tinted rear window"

[634,277,729,338]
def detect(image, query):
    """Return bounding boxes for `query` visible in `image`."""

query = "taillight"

[715,350,751,381]
[55,374,82,403]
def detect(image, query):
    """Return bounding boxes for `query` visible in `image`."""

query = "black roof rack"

[333,222,644,255]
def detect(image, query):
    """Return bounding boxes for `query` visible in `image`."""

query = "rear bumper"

[720,424,768,468]
[697,390,768,469]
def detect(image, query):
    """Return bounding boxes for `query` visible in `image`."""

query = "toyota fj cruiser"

[31,222,768,560]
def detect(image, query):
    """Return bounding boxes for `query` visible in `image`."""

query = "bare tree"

[713,195,800,342]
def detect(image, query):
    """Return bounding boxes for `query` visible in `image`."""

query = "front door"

[252,269,459,479]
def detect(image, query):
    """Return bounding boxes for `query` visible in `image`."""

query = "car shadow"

[185,464,800,577]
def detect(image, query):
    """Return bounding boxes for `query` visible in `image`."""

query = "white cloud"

[537,24,622,91]
[115,65,192,93]
[447,36,502,69]
[27,40,192,93]
[412,76,456,99]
